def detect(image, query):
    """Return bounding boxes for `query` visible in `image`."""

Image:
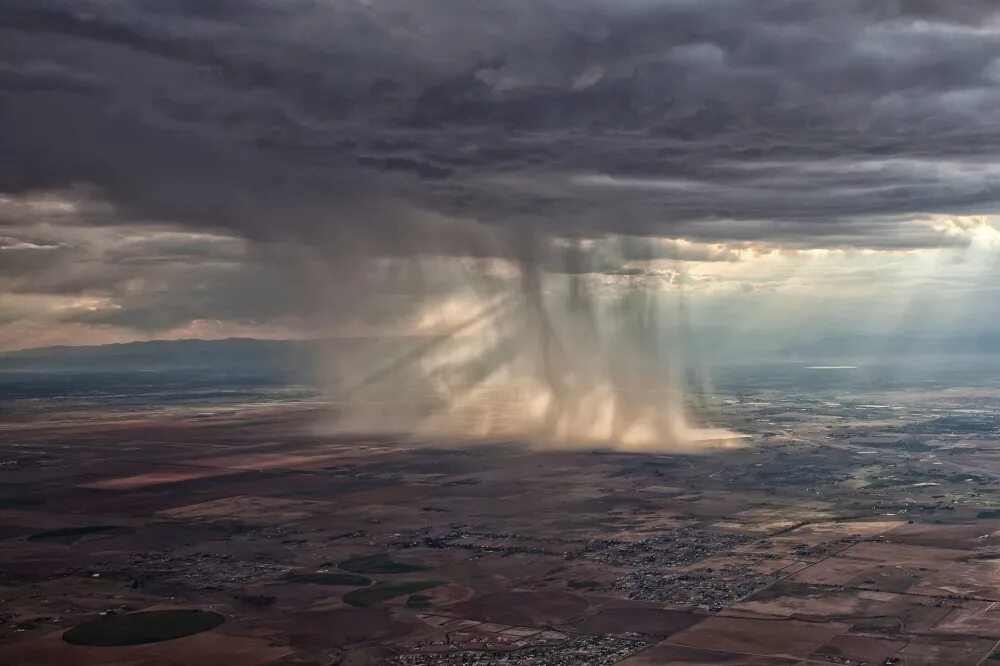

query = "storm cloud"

[6,1,1000,446]
[3,0,1000,251]
[3,1,1000,351]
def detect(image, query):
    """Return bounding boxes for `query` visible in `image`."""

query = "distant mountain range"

[0,338,307,372]
[0,336,449,401]
[0,336,440,376]
[6,334,1000,403]
[6,331,1000,374]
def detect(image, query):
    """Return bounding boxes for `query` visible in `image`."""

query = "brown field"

[664,616,849,658]
[619,643,799,665]
[808,634,908,664]
[2,390,1000,665]
[907,561,1000,600]
[179,452,343,471]
[728,583,957,636]
[447,591,592,626]
[881,520,1000,549]
[709,507,831,535]
[780,519,904,541]
[897,636,998,665]
[571,606,705,637]
[786,556,876,585]
[80,468,235,490]
[158,495,329,522]
[288,607,417,649]
[836,541,968,568]
[929,600,1000,638]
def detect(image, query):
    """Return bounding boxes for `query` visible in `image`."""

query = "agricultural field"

[1,380,999,665]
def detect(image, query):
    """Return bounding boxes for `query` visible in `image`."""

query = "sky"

[4,1,1000,353]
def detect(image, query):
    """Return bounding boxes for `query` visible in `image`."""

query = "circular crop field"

[338,553,428,574]
[63,610,225,646]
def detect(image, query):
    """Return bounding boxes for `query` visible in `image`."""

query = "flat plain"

[1,379,999,665]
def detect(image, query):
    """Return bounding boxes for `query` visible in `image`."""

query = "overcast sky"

[4,1,1000,351]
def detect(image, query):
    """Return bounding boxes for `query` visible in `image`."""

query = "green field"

[405,594,432,609]
[62,610,225,646]
[342,581,442,607]
[338,553,429,574]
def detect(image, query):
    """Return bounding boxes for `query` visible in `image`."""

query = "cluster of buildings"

[389,635,647,665]
[612,569,770,610]
[593,527,751,568]
[119,550,290,590]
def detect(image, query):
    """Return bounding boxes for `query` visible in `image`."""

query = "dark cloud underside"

[2,0,1000,254]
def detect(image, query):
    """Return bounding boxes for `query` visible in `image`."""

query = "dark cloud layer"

[4,0,1000,346]
[3,0,1000,254]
